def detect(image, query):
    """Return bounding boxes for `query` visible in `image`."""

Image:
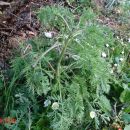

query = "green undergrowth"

[1,1,130,130]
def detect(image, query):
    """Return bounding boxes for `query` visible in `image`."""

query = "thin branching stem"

[33,43,61,67]
[56,30,82,82]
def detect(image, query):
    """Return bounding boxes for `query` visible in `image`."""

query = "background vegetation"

[0,0,130,130]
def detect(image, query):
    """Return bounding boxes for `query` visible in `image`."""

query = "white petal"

[121,51,124,54]
[119,58,123,62]
[52,102,59,110]
[110,70,114,74]
[105,44,109,47]
[101,52,107,58]
[44,100,51,107]
[114,64,118,67]
[128,38,130,43]
[44,32,53,38]
[90,111,96,119]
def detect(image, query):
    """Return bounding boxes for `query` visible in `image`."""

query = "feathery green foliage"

[2,2,130,130]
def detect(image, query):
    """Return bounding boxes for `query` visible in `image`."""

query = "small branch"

[47,61,56,73]
[56,30,82,81]
[32,43,61,68]
[56,37,71,81]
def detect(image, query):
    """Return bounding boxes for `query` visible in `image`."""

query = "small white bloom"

[110,69,114,74]
[15,93,23,97]
[122,107,124,110]
[119,58,124,62]
[114,63,118,67]
[52,102,59,110]
[101,52,107,58]
[105,44,109,47]
[87,43,90,46]
[128,38,130,43]
[106,117,110,121]
[90,111,96,119]
[121,51,124,54]
[75,38,80,43]
[44,100,51,107]
[121,41,124,45]
[44,32,53,38]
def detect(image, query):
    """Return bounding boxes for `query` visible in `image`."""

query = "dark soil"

[0,0,54,69]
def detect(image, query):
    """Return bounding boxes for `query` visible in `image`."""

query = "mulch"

[0,0,53,69]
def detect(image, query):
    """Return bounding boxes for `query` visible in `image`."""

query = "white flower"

[128,38,130,43]
[121,51,124,54]
[119,58,124,62]
[44,32,53,38]
[15,93,23,97]
[121,107,124,110]
[101,52,107,58]
[90,111,96,119]
[44,100,51,107]
[121,41,125,45]
[75,38,80,43]
[91,45,94,48]
[52,102,59,110]
[110,69,114,74]
[114,63,118,67]
[105,44,109,47]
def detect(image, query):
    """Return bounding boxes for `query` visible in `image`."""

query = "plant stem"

[56,30,82,82]
[4,68,28,115]
[56,35,72,83]
[33,43,61,68]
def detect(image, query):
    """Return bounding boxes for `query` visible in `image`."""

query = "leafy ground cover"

[0,0,130,130]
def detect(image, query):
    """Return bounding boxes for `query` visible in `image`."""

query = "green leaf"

[124,107,130,113]
[120,90,130,103]
[122,113,130,124]
[99,95,112,113]
[101,80,110,94]
[0,78,3,90]
[79,8,96,27]
[38,6,74,30]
